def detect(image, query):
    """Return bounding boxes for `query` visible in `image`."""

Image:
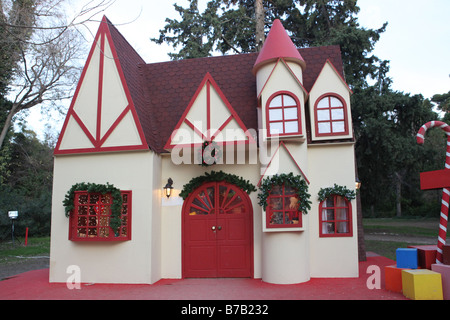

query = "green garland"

[258,173,311,214]
[63,182,123,234]
[180,170,256,200]
[318,184,356,202]
[198,141,222,166]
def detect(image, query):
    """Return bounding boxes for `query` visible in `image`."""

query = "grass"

[362,218,439,260]
[0,237,50,264]
[364,240,411,260]
[363,225,437,237]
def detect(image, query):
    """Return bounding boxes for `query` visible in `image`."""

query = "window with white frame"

[319,195,352,237]
[315,94,348,136]
[267,92,302,136]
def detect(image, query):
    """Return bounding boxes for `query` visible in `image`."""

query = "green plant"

[63,183,123,233]
[180,171,256,199]
[258,173,311,214]
[318,184,356,202]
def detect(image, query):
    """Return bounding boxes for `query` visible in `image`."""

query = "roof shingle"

[106,19,345,153]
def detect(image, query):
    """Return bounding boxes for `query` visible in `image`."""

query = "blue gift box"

[396,248,418,269]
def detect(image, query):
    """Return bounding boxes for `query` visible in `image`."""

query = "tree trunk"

[255,0,265,51]
[0,105,18,149]
[395,173,402,217]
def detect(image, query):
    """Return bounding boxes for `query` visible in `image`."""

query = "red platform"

[0,254,407,300]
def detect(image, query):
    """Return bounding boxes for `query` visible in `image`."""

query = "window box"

[69,191,131,241]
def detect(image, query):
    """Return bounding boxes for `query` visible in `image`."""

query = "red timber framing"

[257,142,310,187]
[164,72,256,150]
[54,16,147,155]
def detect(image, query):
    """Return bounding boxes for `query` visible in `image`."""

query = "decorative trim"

[54,16,148,155]
[164,72,256,150]
[266,91,303,137]
[257,142,310,186]
[63,182,123,232]
[180,170,256,200]
[258,173,311,214]
[314,93,349,137]
[318,184,356,202]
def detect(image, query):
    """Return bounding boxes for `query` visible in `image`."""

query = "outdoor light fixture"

[355,178,361,190]
[164,178,174,198]
[8,211,18,220]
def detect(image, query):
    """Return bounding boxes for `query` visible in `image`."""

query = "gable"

[164,72,256,149]
[308,60,353,142]
[309,59,352,96]
[258,142,309,186]
[54,17,148,155]
[257,58,307,100]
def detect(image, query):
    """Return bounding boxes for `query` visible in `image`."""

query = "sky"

[25,0,450,139]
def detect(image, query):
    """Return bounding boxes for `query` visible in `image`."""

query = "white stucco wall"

[49,150,162,284]
[307,144,359,278]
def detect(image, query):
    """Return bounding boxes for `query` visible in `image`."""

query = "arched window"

[319,195,352,237]
[266,92,302,136]
[266,184,302,228]
[315,94,348,136]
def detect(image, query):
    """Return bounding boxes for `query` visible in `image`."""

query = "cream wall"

[160,154,262,279]
[307,144,359,278]
[49,150,162,284]
[308,62,353,142]
[257,60,307,143]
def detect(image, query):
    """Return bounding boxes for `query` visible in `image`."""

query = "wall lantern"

[164,178,174,198]
[355,178,361,190]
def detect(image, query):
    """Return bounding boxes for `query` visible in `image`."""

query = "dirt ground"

[0,256,49,280]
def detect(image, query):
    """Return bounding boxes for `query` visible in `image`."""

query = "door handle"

[211,226,216,231]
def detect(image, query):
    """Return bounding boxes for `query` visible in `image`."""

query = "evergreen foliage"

[62,182,123,234]
[180,170,256,200]
[258,173,311,214]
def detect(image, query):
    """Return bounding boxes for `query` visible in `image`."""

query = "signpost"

[8,211,18,246]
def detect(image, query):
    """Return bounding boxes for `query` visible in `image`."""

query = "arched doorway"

[182,181,253,278]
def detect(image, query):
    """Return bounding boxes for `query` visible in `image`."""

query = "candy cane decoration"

[417,120,450,264]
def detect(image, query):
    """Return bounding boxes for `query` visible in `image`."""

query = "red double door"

[183,181,253,278]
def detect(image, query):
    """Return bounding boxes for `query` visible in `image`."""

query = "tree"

[0,126,54,237]
[0,0,117,149]
[432,91,450,118]
[152,0,387,89]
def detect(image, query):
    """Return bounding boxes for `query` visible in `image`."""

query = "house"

[49,16,359,285]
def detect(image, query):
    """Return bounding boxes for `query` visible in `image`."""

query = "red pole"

[25,227,28,246]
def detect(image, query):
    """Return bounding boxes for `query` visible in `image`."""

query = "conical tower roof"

[253,19,306,73]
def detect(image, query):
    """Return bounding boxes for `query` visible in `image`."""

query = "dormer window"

[314,94,349,136]
[266,92,302,137]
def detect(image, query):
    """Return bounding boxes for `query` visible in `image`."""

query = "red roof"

[94,19,346,154]
[253,19,306,73]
